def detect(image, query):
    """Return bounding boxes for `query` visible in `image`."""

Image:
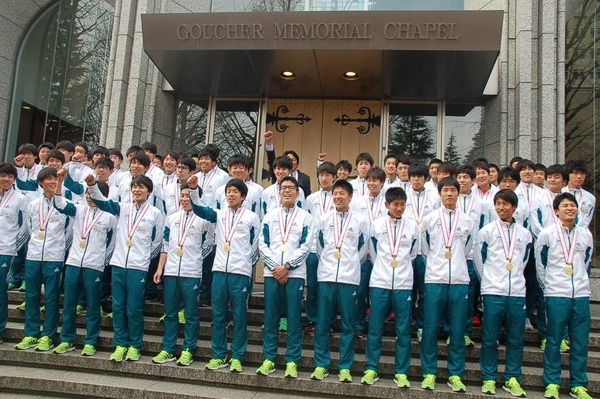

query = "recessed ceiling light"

[280,71,296,80]
[343,71,358,80]
[22,105,31,110]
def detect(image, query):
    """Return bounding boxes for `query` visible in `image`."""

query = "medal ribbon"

[81,208,103,239]
[440,208,460,249]
[0,189,14,211]
[278,206,299,244]
[458,194,476,217]
[519,184,533,207]
[174,183,182,213]
[495,220,517,262]
[39,198,54,231]
[318,190,333,214]
[224,207,246,243]
[555,223,578,265]
[334,210,353,249]
[127,202,150,238]
[367,195,385,222]
[200,168,216,190]
[177,211,196,248]
[386,217,405,258]
[410,190,428,224]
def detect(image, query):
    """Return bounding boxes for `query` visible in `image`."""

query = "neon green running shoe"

[15,336,38,350]
[465,336,475,347]
[229,358,242,372]
[570,386,592,399]
[448,375,466,392]
[205,358,228,370]
[256,359,275,375]
[279,318,287,332]
[284,362,298,378]
[560,339,570,353]
[421,374,436,390]
[76,305,86,315]
[34,336,53,352]
[482,380,496,394]
[125,347,141,361]
[503,377,526,397]
[544,383,560,399]
[360,370,378,385]
[178,309,185,324]
[311,367,329,380]
[338,369,352,383]
[177,350,194,366]
[540,339,547,351]
[152,350,175,364]
[110,346,128,362]
[159,314,166,322]
[394,373,410,388]
[16,301,25,311]
[53,342,75,354]
[81,344,96,356]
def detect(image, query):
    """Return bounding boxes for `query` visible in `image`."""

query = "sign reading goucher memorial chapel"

[142,11,503,51]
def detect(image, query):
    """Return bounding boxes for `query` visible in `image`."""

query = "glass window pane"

[174,100,209,154]
[444,105,484,164]
[212,100,260,170]
[387,103,437,164]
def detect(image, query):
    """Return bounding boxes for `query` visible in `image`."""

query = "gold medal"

[79,240,87,249]
[280,243,289,252]
[334,249,342,260]
[176,247,184,257]
[224,243,231,252]
[506,261,513,271]
[444,249,452,259]
[126,238,133,247]
[565,267,574,276]
[390,258,398,268]
[37,231,45,240]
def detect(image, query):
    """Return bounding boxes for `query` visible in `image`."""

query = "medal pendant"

[224,243,231,252]
[79,240,87,249]
[334,249,342,260]
[444,250,452,260]
[506,261,513,271]
[126,239,133,247]
[37,232,45,240]
[565,267,574,276]
[176,248,184,257]
[390,258,398,268]
[280,243,289,252]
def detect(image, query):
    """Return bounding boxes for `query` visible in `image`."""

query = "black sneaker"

[303,323,315,336]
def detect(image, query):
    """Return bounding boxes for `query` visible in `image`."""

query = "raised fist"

[187,175,198,189]
[264,131,273,145]
[318,153,327,162]
[57,168,68,181]
[84,174,96,186]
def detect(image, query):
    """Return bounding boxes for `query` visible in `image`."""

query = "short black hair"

[109,148,124,160]
[429,158,442,167]
[383,154,399,166]
[534,163,547,173]
[163,151,181,162]
[141,142,158,155]
[56,140,75,153]
[131,175,153,192]
[473,160,490,174]
[126,145,144,157]
[366,166,386,182]
[92,146,110,158]
[130,153,151,169]
[332,179,353,195]
[280,176,300,190]
[498,167,521,185]
[18,143,38,157]
[95,156,114,170]
[283,150,300,164]
[408,163,430,179]
[437,176,460,193]
[489,163,499,173]
[227,154,252,169]
[397,155,412,165]
[457,165,476,179]
[96,181,110,198]
[37,167,58,184]
[205,144,220,161]
[318,161,337,176]
[273,156,293,170]
[494,189,519,208]
[515,159,536,173]
[509,156,523,166]
[75,142,89,155]
[198,147,217,162]
[355,152,374,166]
[471,157,489,165]
[385,187,407,203]
[0,162,18,179]
[225,178,248,198]
[553,192,578,211]
[336,160,352,172]
[437,162,457,177]
[178,157,197,172]
[545,164,568,181]
[38,142,54,151]
[565,159,588,175]
[47,150,65,164]
[154,155,163,162]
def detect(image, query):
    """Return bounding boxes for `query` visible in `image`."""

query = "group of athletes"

[0,130,595,399]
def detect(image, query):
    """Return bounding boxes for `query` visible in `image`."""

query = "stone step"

[0,347,585,399]
[2,324,600,394]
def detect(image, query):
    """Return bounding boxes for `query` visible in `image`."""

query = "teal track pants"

[0,255,13,338]
[111,266,146,349]
[24,260,62,340]
[162,276,200,354]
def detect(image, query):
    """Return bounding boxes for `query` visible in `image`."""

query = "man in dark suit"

[264,131,312,196]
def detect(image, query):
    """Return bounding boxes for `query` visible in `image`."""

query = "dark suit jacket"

[266,148,312,196]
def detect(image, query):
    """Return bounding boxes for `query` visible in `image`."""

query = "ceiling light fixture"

[280,71,296,80]
[22,105,31,110]
[343,71,358,80]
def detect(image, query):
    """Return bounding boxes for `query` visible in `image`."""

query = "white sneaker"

[524,319,534,331]
[417,328,423,343]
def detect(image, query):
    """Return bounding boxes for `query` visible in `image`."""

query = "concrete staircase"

[1,290,599,399]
